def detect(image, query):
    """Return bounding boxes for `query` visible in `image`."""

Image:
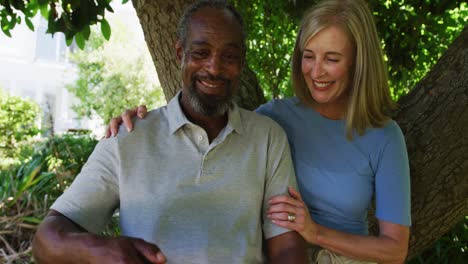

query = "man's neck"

[179,93,228,143]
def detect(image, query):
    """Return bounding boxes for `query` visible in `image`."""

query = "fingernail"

[112,131,116,137]
[156,252,165,262]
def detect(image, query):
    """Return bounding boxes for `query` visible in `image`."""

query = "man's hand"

[33,210,166,264]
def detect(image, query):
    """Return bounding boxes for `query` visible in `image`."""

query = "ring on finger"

[287,213,296,222]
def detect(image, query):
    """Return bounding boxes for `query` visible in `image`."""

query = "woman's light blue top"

[256,97,411,235]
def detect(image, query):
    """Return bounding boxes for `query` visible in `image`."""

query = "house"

[0,2,154,136]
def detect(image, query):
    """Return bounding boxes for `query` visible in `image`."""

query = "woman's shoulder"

[381,119,404,139]
[256,97,302,116]
[364,119,405,145]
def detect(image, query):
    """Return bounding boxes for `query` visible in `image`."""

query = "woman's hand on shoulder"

[268,186,319,244]
[105,105,148,138]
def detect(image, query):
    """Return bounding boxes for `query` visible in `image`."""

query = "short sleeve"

[51,138,120,234]
[262,122,299,239]
[375,122,411,226]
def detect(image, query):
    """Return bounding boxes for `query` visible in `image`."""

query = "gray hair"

[176,0,246,49]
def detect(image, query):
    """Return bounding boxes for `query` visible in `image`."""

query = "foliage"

[0,131,101,263]
[2,0,467,100]
[233,0,298,100]
[408,216,467,264]
[0,0,129,49]
[369,0,468,99]
[0,131,98,213]
[0,88,41,169]
[66,17,163,125]
[234,0,468,100]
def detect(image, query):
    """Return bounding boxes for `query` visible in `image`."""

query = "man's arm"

[33,210,166,264]
[260,118,308,263]
[266,231,308,263]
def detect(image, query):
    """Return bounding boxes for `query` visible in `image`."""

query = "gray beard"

[187,82,234,117]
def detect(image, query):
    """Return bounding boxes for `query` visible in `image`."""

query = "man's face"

[177,8,244,116]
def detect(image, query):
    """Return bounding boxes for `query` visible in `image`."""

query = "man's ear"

[175,40,183,64]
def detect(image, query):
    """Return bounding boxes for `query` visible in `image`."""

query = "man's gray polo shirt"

[51,92,298,263]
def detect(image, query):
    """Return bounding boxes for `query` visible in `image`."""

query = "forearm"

[267,231,308,264]
[313,224,408,264]
[33,213,98,263]
[269,248,308,264]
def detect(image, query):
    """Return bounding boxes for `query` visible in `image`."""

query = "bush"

[0,88,41,169]
[0,132,98,263]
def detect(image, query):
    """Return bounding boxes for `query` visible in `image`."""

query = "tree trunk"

[394,26,468,258]
[132,0,265,110]
[132,1,467,257]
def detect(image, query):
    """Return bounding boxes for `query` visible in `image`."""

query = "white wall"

[0,2,150,137]
[0,15,86,134]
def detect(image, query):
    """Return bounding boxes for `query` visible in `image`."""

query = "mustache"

[193,73,230,84]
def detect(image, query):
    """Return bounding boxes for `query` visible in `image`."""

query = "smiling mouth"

[199,79,225,88]
[196,78,229,96]
[313,81,334,88]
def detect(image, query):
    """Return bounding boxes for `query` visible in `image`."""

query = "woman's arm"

[268,187,409,264]
[314,219,409,263]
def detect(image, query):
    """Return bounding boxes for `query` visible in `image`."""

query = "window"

[35,19,69,62]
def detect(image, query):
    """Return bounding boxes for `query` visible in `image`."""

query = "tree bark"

[132,0,467,257]
[393,26,468,258]
[131,0,265,110]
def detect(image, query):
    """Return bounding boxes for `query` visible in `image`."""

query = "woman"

[107,0,410,263]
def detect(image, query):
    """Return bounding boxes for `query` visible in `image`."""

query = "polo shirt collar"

[167,91,245,135]
[167,91,189,134]
[226,103,245,135]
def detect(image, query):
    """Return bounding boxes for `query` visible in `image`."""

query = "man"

[32,1,307,263]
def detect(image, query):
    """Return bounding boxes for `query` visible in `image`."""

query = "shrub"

[0,132,98,263]
[0,88,41,169]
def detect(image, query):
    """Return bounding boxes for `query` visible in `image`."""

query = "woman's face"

[301,25,354,115]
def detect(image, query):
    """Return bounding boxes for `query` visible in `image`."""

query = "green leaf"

[1,27,12,37]
[122,0,130,4]
[106,4,114,13]
[75,32,85,50]
[39,3,49,19]
[65,33,74,46]
[82,25,91,40]
[8,14,17,28]
[38,0,49,6]
[11,0,26,10]
[21,216,42,224]
[100,18,111,40]
[25,16,34,31]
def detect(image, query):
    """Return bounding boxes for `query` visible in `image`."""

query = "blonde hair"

[291,0,395,139]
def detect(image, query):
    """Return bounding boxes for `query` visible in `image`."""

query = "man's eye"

[328,58,339,63]
[192,51,208,58]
